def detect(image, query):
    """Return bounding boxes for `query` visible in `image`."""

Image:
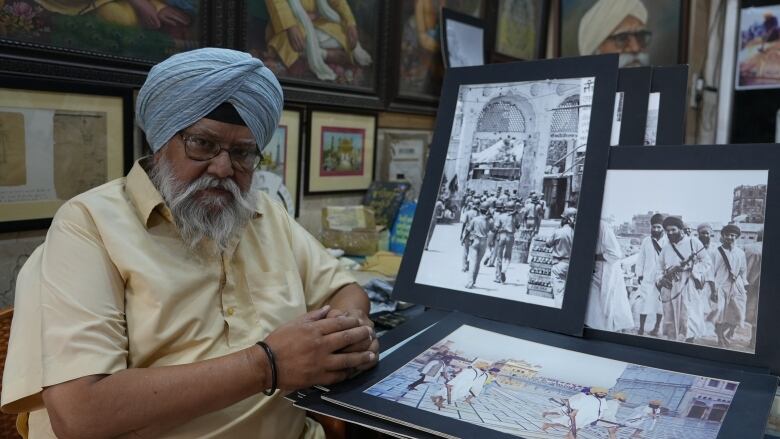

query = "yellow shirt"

[1,160,356,438]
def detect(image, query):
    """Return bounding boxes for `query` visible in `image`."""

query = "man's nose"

[624,34,642,53]
[207,149,235,179]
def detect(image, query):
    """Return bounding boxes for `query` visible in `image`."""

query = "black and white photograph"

[415,76,595,309]
[587,170,767,354]
[441,9,486,68]
[643,92,660,146]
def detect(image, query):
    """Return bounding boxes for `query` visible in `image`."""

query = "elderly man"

[711,224,748,347]
[1,48,377,439]
[655,216,710,343]
[585,220,633,332]
[578,0,652,67]
[633,213,667,336]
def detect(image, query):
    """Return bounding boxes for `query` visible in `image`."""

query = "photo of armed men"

[588,170,767,353]
[415,76,596,309]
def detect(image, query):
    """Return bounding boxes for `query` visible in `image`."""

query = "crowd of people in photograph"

[589,213,762,350]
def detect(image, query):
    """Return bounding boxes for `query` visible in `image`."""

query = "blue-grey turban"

[136,48,283,153]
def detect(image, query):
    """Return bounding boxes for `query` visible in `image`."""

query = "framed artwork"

[252,108,301,217]
[377,128,432,199]
[736,3,780,90]
[0,0,208,66]
[559,0,688,68]
[611,66,652,146]
[393,54,619,335]
[305,109,376,194]
[440,8,485,68]
[243,0,382,95]
[645,65,688,146]
[394,0,484,104]
[588,144,780,375]
[487,0,549,62]
[0,76,130,232]
[325,312,777,439]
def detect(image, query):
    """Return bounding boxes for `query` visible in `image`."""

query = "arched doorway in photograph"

[686,400,708,419]
[708,403,729,422]
[467,95,534,196]
[544,94,579,218]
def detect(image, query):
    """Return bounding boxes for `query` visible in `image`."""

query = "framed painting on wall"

[252,108,302,216]
[0,0,208,65]
[394,0,484,104]
[0,77,130,232]
[487,0,548,61]
[559,0,688,68]
[244,0,382,95]
[305,109,376,194]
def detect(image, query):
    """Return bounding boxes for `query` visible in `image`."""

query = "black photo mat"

[615,67,652,146]
[393,54,619,336]
[377,309,451,358]
[440,8,486,69]
[325,312,777,439]
[651,65,689,145]
[289,388,440,439]
[586,144,780,375]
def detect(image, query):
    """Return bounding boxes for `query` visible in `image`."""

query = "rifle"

[656,245,706,292]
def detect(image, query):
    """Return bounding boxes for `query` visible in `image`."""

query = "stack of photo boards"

[287,54,780,439]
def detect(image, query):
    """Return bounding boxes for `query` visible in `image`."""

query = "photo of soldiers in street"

[415,77,596,309]
[588,170,767,354]
[366,325,737,438]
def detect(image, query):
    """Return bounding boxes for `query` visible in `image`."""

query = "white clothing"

[586,221,634,331]
[633,235,667,315]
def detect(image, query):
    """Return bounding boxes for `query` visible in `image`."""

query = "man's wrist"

[246,344,272,393]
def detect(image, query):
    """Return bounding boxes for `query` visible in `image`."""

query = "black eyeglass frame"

[177,131,261,171]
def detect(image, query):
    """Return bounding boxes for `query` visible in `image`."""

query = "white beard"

[618,52,650,68]
[149,157,257,254]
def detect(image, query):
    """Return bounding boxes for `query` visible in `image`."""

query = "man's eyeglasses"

[605,30,652,50]
[178,132,260,172]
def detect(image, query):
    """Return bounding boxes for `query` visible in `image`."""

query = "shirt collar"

[125,158,263,229]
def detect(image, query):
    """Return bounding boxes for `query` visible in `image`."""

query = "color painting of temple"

[320,127,365,176]
[260,124,287,181]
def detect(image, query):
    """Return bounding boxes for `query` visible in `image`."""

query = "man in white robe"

[542,387,609,439]
[430,366,478,409]
[625,400,662,438]
[586,220,634,331]
[712,224,748,347]
[655,216,711,342]
[407,353,450,391]
[633,213,667,336]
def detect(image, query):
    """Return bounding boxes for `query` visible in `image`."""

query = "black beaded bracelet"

[256,341,278,396]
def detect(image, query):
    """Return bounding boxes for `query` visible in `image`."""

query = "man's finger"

[324,351,375,371]
[322,325,372,352]
[312,315,361,335]
[337,337,372,353]
[299,305,331,323]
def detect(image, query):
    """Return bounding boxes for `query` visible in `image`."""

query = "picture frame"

[0,0,212,68]
[735,2,780,91]
[0,75,132,233]
[393,54,619,335]
[645,65,689,146]
[587,144,780,375]
[252,107,302,217]
[376,128,433,200]
[324,312,777,439]
[239,0,388,109]
[558,0,689,67]
[611,66,652,146]
[389,0,485,109]
[486,0,549,62]
[305,109,377,194]
[440,8,485,68]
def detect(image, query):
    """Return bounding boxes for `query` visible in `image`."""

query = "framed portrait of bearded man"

[559,0,689,68]
[586,144,780,375]
[393,54,619,335]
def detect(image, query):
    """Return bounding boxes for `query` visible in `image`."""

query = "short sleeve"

[288,217,357,310]
[39,201,128,387]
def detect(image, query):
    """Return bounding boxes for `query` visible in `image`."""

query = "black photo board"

[614,67,652,146]
[586,144,780,375]
[325,312,776,439]
[650,65,689,145]
[393,54,619,335]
